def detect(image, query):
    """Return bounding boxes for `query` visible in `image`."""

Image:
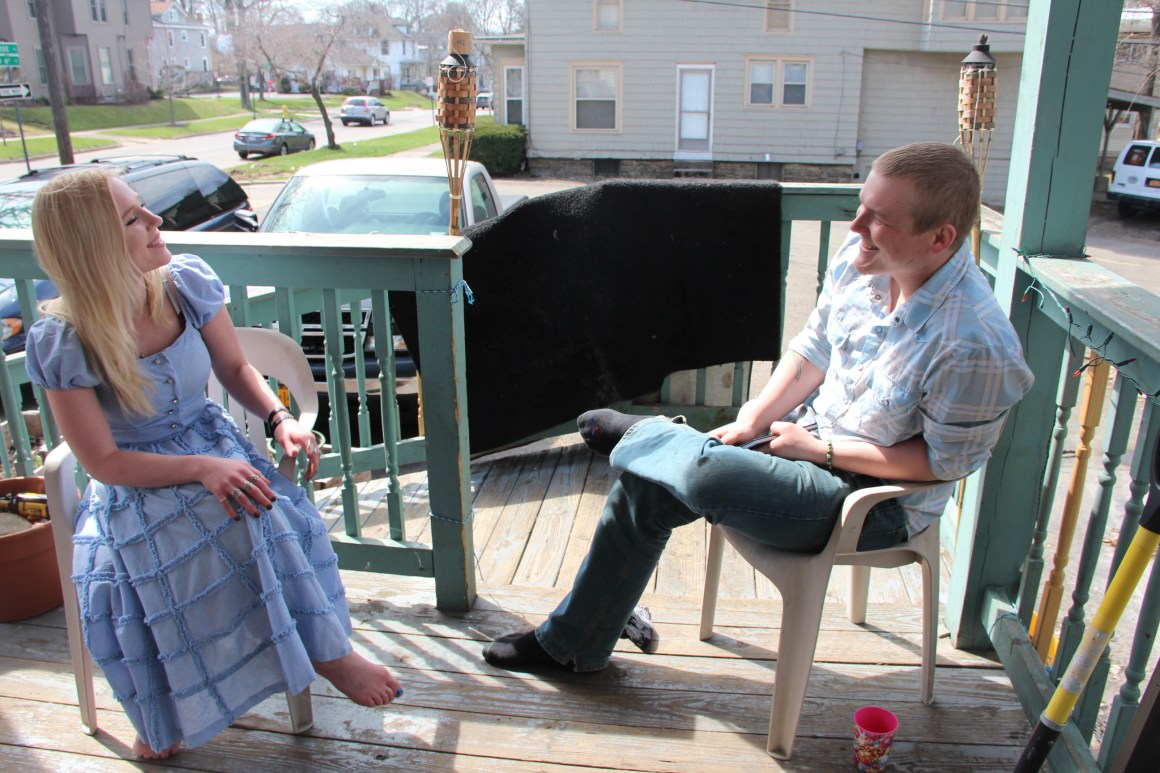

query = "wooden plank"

[512,444,591,586]
[475,449,559,585]
[461,453,528,569]
[555,452,616,588]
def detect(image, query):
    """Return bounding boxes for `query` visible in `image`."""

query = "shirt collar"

[892,241,972,331]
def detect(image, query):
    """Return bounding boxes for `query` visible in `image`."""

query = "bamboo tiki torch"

[958,34,997,264]
[437,29,478,236]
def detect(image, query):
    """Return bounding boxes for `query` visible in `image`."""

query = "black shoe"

[483,630,571,672]
[620,606,660,653]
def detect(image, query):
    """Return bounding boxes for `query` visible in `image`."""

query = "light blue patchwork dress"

[25,254,353,753]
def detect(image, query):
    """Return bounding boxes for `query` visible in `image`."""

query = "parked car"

[260,157,517,433]
[338,96,390,126]
[1107,139,1160,217]
[476,92,493,110]
[234,118,316,159]
[0,154,257,354]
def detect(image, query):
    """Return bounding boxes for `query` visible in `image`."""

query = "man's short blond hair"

[872,142,980,253]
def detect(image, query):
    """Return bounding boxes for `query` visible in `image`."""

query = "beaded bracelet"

[265,409,293,437]
[826,440,834,472]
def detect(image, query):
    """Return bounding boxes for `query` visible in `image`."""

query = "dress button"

[170,423,178,429]
[172,398,179,404]
[166,378,174,384]
[168,409,174,415]
[153,357,163,364]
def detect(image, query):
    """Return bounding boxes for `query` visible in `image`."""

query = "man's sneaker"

[620,606,660,653]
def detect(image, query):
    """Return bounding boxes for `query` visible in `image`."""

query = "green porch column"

[946,0,1124,647]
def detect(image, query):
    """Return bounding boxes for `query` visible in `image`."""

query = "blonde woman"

[25,169,401,759]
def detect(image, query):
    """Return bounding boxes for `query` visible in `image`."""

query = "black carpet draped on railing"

[392,178,784,453]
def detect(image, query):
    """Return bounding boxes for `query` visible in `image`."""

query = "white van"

[1108,140,1160,217]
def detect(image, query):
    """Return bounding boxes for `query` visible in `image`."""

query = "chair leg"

[920,557,937,705]
[285,687,314,734]
[765,581,830,760]
[700,525,727,640]
[61,588,99,736]
[848,565,871,625]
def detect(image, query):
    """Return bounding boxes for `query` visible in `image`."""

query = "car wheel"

[237,151,248,159]
[342,120,351,126]
[308,138,316,150]
[279,144,289,156]
[1117,199,1138,218]
[364,118,373,127]
[383,114,389,126]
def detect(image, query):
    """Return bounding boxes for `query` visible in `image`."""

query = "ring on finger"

[217,496,227,504]
[248,472,259,483]
[230,488,244,499]
[242,480,254,492]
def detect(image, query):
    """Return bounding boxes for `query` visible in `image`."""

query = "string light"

[1014,248,1159,403]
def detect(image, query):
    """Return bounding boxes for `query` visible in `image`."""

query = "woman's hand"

[201,457,274,519]
[273,417,321,481]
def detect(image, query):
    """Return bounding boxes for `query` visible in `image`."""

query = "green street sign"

[0,42,18,68]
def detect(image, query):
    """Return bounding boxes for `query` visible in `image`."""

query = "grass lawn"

[228,126,442,182]
[0,135,117,163]
[108,114,261,139]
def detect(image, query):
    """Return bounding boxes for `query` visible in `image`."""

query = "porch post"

[945,0,1124,647]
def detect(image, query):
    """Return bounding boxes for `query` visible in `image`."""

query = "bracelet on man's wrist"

[825,440,834,472]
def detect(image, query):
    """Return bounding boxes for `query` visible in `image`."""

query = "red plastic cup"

[853,706,899,772]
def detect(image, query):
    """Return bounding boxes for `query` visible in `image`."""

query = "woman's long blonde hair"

[31,169,168,416]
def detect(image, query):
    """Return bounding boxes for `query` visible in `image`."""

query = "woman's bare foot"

[313,651,403,707]
[133,737,181,759]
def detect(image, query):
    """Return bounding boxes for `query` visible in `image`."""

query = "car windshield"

[262,174,458,235]
[0,190,36,228]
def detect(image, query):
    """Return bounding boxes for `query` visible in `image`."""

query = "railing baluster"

[1033,358,1110,661]
[1018,346,1082,627]
[1056,373,1137,738]
[371,291,405,542]
[322,289,359,536]
[1098,403,1160,766]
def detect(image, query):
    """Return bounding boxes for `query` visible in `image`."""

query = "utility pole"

[34,0,72,164]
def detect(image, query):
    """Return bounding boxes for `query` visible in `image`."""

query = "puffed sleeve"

[168,254,226,328]
[24,315,102,390]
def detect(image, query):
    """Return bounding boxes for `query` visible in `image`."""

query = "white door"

[676,66,713,158]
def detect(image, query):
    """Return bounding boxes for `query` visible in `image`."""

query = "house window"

[745,56,811,108]
[595,0,621,31]
[748,60,775,105]
[782,62,808,105]
[122,0,128,24]
[200,33,206,48]
[89,0,107,23]
[381,40,390,55]
[765,0,792,32]
[167,31,174,47]
[203,58,209,72]
[573,64,619,131]
[942,1,1026,21]
[68,48,90,85]
[35,49,47,84]
[126,48,135,81]
[26,0,35,18]
[181,31,188,43]
[99,47,114,85]
[505,66,524,125]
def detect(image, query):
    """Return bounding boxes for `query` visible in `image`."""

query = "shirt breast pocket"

[860,371,921,439]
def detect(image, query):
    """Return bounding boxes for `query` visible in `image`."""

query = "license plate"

[1147,178,1160,189]
[278,385,290,407]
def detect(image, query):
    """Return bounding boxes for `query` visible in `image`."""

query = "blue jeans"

[536,418,907,671]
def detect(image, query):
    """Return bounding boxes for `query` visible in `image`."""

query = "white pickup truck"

[258,157,523,235]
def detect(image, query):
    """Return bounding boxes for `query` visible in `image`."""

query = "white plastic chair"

[699,480,948,760]
[45,326,317,738]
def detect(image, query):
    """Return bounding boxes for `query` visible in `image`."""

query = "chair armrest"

[835,480,948,556]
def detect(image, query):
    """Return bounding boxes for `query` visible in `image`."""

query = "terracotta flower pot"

[0,476,64,622]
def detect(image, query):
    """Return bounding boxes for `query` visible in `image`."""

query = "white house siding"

[855,49,1022,206]
[526,0,1027,187]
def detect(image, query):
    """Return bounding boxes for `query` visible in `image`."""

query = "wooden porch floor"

[0,435,1039,771]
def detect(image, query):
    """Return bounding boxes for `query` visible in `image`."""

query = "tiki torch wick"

[437,29,478,236]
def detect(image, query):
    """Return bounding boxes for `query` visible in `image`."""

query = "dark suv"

[0,155,257,355]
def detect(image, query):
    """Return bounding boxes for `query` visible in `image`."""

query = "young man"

[484,141,1035,673]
